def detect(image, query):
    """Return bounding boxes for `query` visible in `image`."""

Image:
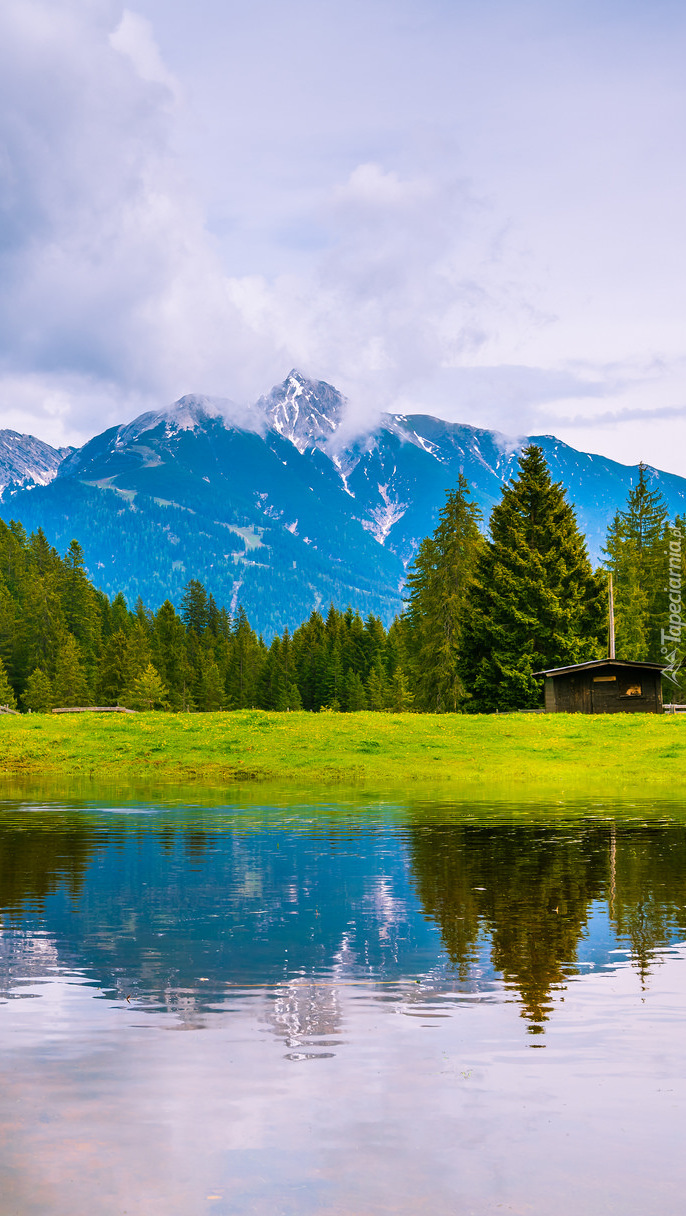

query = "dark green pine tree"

[61,540,97,651]
[52,633,90,707]
[291,610,328,710]
[0,656,17,709]
[0,583,15,677]
[152,600,196,711]
[180,579,209,635]
[603,464,669,661]
[98,629,132,705]
[258,633,301,710]
[366,658,390,710]
[225,606,264,708]
[195,647,225,711]
[459,445,605,712]
[323,636,345,710]
[404,473,484,711]
[22,667,53,713]
[342,668,367,711]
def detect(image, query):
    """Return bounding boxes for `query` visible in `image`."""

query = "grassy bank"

[2,710,686,798]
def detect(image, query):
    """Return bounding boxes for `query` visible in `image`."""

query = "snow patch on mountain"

[361,483,409,545]
[387,415,442,457]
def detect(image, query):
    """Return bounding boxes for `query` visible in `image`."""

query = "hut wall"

[549,671,592,714]
[589,669,662,714]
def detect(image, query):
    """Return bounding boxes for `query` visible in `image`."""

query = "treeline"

[0,445,682,713]
[0,519,410,712]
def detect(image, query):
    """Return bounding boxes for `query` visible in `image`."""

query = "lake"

[1,790,686,1215]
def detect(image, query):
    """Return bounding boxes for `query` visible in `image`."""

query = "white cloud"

[1,0,686,476]
[0,0,286,441]
[109,9,178,96]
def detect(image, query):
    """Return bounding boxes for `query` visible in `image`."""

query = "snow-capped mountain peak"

[114,394,249,447]
[259,370,346,454]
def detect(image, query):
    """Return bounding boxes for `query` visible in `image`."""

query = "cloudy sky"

[2,0,686,472]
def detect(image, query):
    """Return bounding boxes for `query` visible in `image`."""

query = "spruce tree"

[196,653,225,711]
[181,579,209,634]
[52,634,90,707]
[0,585,15,676]
[0,657,17,709]
[603,464,669,661]
[22,668,53,713]
[366,660,390,711]
[291,610,327,709]
[343,668,367,711]
[459,446,605,712]
[152,600,195,710]
[125,663,170,711]
[404,474,484,711]
[226,607,264,708]
[61,540,97,655]
[98,629,131,705]
[390,668,413,712]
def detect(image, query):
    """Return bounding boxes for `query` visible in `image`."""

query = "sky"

[2,0,686,473]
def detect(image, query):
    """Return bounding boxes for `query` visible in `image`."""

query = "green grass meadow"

[2,710,686,801]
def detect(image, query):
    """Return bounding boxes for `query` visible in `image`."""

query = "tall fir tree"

[153,600,196,711]
[52,633,90,707]
[225,606,264,708]
[0,656,17,709]
[181,579,209,634]
[22,667,53,713]
[61,539,98,656]
[459,446,605,711]
[404,474,484,711]
[603,464,669,662]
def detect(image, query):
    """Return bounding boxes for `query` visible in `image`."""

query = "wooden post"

[608,573,616,660]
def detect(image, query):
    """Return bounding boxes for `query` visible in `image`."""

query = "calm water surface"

[1,793,686,1215]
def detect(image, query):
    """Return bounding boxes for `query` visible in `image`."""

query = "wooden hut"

[535,574,666,714]
[534,658,664,714]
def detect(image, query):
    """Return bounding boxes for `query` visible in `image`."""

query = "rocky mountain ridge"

[0,430,73,497]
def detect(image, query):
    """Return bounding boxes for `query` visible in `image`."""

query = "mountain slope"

[4,371,686,635]
[0,430,72,497]
[3,393,405,634]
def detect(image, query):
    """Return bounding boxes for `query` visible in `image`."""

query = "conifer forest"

[0,446,682,713]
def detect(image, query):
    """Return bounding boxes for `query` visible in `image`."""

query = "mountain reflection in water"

[1,799,686,1034]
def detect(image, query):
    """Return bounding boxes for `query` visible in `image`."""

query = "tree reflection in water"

[408,816,686,1029]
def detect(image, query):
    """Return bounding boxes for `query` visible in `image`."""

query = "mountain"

[3,370,686,635]
[0,430,73,497]
[258,371,344,453]
[1,383,407,634]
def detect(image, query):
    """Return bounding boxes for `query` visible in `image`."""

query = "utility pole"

[608,573,616,660]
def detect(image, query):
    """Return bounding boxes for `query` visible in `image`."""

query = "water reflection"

[2,797,686,1216]
[1,800,686,1033]
[410,822,609,1027]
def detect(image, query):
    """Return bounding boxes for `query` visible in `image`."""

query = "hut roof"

[534,658,666,678]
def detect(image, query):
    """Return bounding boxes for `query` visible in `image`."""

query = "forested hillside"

[1,446,682,714]
[0,519,411,713]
